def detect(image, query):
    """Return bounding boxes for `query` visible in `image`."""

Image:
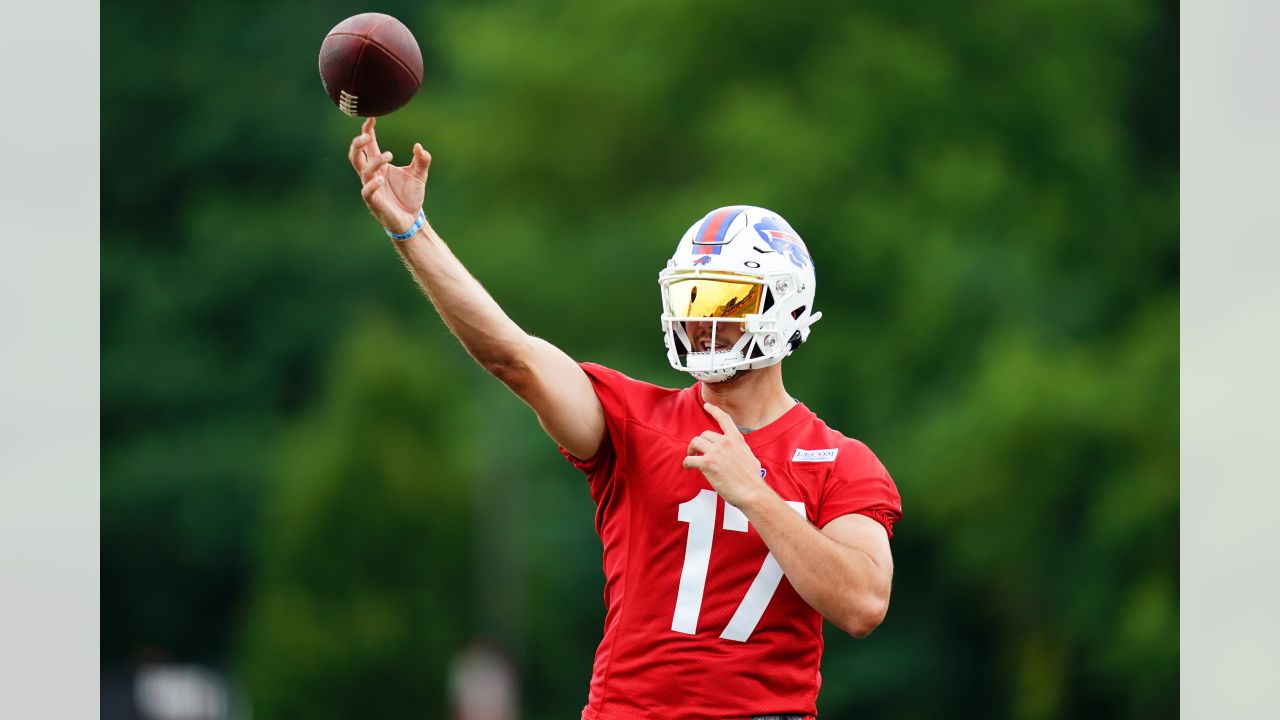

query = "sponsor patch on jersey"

[792,448,838,463]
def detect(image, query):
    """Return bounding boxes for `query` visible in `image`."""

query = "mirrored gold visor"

[666,277,764,319]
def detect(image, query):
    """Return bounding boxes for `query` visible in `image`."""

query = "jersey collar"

[687,382,815,450]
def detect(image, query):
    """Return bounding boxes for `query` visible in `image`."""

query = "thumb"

[407,143,432,182]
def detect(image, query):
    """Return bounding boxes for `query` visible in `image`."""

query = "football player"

[349,118,902,720]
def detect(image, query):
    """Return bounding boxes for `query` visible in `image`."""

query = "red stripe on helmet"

[695,208,735,247]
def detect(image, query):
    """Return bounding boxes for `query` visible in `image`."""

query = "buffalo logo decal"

[754,217,811,269]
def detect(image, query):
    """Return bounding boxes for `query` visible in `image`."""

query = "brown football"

[318,13,423,117]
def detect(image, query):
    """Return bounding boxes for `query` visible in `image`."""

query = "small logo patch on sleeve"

[792,448,839,463]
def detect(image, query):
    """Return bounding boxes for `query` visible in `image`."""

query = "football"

[318,13,423,117]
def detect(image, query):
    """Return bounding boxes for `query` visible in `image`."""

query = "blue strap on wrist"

[386,209,426,241]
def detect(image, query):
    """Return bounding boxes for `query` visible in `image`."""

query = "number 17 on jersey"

[672,489,806,642]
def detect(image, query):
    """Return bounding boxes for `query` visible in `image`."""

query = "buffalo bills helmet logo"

[754,217,811,269]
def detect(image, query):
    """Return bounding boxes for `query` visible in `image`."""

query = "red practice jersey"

[561,363,903,720]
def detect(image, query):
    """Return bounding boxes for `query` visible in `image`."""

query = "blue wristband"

[386,209,426,241]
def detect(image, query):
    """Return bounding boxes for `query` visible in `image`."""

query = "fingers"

[348,133,369,174]
[348,118,383,176]
[406,143,432,182]
[688,430,724,456]
[682,455,706,470]
[687,436,712,457]
[361,151,394,184]
[703,403,740,437]
[360,174,384,203]
[362,117,382,157]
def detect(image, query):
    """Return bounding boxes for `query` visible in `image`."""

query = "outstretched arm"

[349,118,605,460]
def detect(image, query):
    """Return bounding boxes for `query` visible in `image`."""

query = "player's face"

[685,320,744,353]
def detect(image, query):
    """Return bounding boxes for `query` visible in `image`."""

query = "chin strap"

[697,372,734,384]
[691,365,740,383]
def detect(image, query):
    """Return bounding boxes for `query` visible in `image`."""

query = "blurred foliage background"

[102,0,1178,717]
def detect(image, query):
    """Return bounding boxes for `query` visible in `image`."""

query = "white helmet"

[659,205,822,383]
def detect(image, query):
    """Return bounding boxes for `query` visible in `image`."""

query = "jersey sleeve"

[557,362,634,478]
[816,441,903,538]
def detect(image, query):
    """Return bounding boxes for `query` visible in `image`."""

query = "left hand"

[683,403,769,508]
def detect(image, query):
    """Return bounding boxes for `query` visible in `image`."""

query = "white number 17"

[671,489,806,642]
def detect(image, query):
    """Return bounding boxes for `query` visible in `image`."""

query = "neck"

[698,364,796,430]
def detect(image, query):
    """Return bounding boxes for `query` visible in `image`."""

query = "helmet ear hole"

[791,305,806,320]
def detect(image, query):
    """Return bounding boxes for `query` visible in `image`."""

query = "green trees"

[240,319,478,719]
[104,0,1177,716]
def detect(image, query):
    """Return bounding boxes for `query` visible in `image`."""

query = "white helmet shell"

[659,206,822,382]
